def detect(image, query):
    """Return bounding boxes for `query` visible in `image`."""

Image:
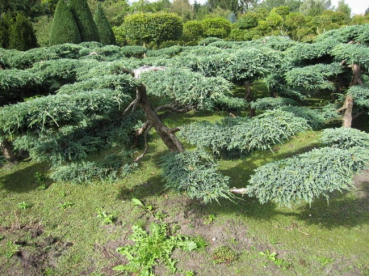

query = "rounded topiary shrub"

[123,12,183,46]
[237,12,259,29]
[201,17,231,39]
[183,20,204,42]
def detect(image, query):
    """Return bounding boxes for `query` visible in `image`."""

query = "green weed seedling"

[4,241,20,258]
[269,237,280,245]
[59,201,74,209]
[316,256,334,267]
[95,208,117,224]
[154,210,168,221]
[193,235,208,250]
[230,238,238,244]
[212,246,238,265]
[204,214,216,225]
[35,172,48,190]
[132,197,153,211]
[132,199,170,222]
[113,222,199,275]
[259,249,291,270]
[18,201,31,209]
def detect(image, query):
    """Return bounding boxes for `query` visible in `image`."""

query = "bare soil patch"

[0,222,72,276]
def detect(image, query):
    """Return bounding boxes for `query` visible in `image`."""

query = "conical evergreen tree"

[8,13,37,51]
[68,0,100,42]
[93,3,116,45]
[49,0,81,45]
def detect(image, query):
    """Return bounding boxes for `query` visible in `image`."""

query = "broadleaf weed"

[113,222,202,275]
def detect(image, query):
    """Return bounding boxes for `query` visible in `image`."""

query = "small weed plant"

[95,208,117,224]
[316,255,334,267]
[59,201,74,209]
[259,249,291,270]
[35,172,48,190]
[132,198,154,213]
[114,222,201,275]
[132,198,167,221]
[212,246,238,265]
[4,241,20,258]
[204,214,216,225]
[18,201,31,209]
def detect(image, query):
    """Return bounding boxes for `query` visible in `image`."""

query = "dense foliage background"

[1,0,369,49]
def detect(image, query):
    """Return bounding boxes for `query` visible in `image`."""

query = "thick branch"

[230,187,248,195]
[137,84,185,152]
[155,104,192,114]
[134,124,152,162]
[136,121,150,136]
[0,139,19,163]
[134,121,150,148]
[167,127,180,134]
[336,106,347,113]
[243,81,252,101]
[122,89,140,116]
[243,81,255,117]
[133,65,166,79]
[132,66,185,153]
[342,95,353,128]
[350,64,363,86]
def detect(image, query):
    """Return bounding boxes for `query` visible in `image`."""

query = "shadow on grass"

[294,180,369,229]
[117,175,166,201]
[199,156,369,228]
[162,110,230,128]
[0,161,51,193]
[116,171,369,229]
[117,142,369,229]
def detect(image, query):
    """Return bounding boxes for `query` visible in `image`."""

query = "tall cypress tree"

[8,13,37,51]
[93,3,116,45]
[49,0,81,45]
[68,0,100,42]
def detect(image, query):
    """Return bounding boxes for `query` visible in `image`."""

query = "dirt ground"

[0,222,72,276]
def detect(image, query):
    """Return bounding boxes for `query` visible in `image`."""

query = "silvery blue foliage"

[180,110,310,154]
[248,147,369,206]
[161,149,234,203]
[321,128,369,149]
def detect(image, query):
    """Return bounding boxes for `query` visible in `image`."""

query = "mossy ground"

[1,88,369,275]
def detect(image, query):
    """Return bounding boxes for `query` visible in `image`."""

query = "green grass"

[0,110,368,275]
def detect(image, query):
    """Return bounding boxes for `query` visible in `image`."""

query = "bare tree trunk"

[350,64,363,86]
[0,139,18,163]
[137,84,185,153]
[338,63,363,128]
[342,95,353,128]
[243,81,255,117]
